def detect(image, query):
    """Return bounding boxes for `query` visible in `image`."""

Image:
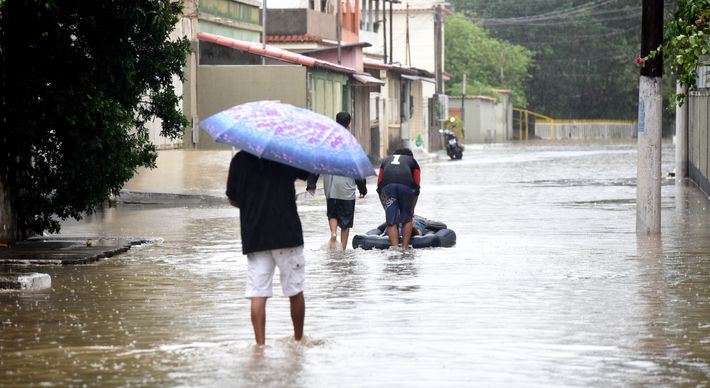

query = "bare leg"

[289,292,305,341]
[386,224,399,248]
[340,227,350,250]
[328,218,338,242]
[251,297,267,345]
[401,221,413,251]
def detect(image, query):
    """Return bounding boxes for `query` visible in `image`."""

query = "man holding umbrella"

[226,151,310,345]
[201,100,377,344]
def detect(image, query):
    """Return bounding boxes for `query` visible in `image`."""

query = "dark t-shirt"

[226,151,310,254]
[377,154,421,191]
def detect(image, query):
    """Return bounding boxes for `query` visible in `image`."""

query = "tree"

[0,1,191,242]
[449,0,642,120]
[445,14,533,106]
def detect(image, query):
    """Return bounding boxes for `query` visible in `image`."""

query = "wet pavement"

[1,142,709,386]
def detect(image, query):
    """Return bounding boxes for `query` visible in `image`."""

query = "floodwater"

[2,142,709,386]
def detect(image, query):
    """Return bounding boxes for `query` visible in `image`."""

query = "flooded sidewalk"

[1,142,708,386]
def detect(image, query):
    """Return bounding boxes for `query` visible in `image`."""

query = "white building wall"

[268,0,310,9]
[363,1,444,153]
[364,5,440,75]
[144,10,194,149]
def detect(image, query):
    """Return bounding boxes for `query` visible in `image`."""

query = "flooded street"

[2,142,709,386]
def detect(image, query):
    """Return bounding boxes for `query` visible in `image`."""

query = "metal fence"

[688,90,710,194]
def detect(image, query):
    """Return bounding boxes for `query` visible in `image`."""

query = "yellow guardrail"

[513,107,636,140]
[513,108,554,140]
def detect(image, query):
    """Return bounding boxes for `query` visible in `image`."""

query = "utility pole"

[383,0,388,64]
[461,73,466,129]
[675,83,688,180]
[405,3,410,66]
[499,50,504,85]
[337,0,342,64]
[434,4,444,143]
[636,0,663,235]
[434,4,442,95]
[261,0,267,65]
[389,0,394,64]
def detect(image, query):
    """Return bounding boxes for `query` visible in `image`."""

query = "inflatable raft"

[352,216,456,250]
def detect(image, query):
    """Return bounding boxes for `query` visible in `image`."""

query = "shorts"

[245,245,305,298]
[379,183,415,225]
[326,198,356,229]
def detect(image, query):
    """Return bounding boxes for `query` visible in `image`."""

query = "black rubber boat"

[352,216,456,250]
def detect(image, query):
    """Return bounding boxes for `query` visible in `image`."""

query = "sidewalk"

[0,237,154,290]
[0,237,153,265]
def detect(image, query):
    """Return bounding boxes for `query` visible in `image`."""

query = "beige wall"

[449,96,512,144]
[190,65,307,149]
[408,80,426,149]
[352,85,373,158]
[267,8,337,40]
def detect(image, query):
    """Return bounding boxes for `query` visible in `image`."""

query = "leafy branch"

[644,0,710,106]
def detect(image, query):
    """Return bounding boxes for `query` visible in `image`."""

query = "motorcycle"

[439,129,463,160]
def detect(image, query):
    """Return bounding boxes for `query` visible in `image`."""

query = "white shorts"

[245,245,305,298]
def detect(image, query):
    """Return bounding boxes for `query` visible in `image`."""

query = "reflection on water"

[1,142,709,386]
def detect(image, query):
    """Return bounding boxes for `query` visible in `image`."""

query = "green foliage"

[449,0,642,120]
[0,0,191,237]
[646,0,710,106]
[445,14,533,106]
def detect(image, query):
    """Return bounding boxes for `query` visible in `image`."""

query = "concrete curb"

[118,190,227,206]
[0,272,51,291]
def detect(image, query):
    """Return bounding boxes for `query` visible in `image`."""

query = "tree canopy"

[445,14,533,106]
[0,1,190,238]
[448,0,642,120]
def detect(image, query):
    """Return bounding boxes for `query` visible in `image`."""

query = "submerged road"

[1,141,708,386]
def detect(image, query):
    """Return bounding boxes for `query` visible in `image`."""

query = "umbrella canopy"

[199,101,376,179]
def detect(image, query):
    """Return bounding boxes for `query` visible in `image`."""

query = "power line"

[471,0,616,26]
[468,1,673,27]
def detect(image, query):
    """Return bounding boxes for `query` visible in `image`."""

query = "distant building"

[448,91,513,144]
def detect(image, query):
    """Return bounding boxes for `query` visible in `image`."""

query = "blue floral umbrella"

[199,101,375,179]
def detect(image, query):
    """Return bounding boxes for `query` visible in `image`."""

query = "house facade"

[364,0,448,151]
[266,1,386,160]
[365,61,434,155]
[187,33,359,150]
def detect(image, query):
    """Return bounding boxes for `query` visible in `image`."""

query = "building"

[364,0,449,152]
[265,0,385,160]
[365,61,434,155]
[448,90,513,144]
[190,33,377,152]
[157,0,442,159]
